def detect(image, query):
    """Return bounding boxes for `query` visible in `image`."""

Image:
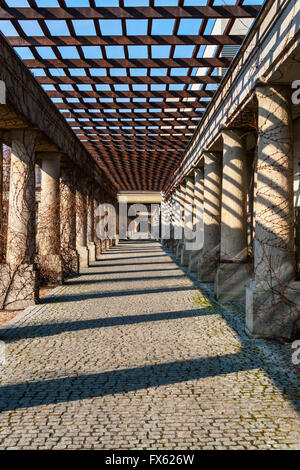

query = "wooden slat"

[0,5,261,20]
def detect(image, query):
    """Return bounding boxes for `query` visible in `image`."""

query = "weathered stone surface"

[87,243,97,263]
[180,247,192,266]
[37,254,63,286]
[220,129,248,263]
[6,129,36,267]
[0,263,38,310]
[188,249,202,274]
[246,280,300,340]
[61,249,79,278]
[60,166,78,277]
[198,151,222,282]
[215,263,252,302]
[246,85,297,340]
[76,246,89,268]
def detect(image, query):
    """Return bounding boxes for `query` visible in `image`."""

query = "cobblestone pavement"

[0,241,299,450]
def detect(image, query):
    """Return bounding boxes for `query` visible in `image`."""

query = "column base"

[37,254,64,285]
[188,249,202,273]
[105,239,110,250]
[176,241,184,260]
[180,246,193,266]
[198,251,219,282]
[0,263,39,310]
[61,249,79,277]
[112,236,119,246]
[87,242,97,262]
[215,262,252,302]
[95,239,102,259]
[245,280,300,341]
[170,239,178,253]
[100,240,107,252]
[77,246,89,268]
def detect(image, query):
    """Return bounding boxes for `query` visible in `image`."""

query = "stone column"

[0,129,38,309]
[198,150,222,281]
[180,176,194,266]
[87,183,97,262]
[107,204,113,247]
[94,195,102,258]
[60,165,79,276]
[168,191,177,251]
[246,84,298,340]
[76,178,89,268]
[161,197,171,245]
[175,183,186,260]
[113,202,119,245]
[188,167,204,273]
[38,153,63,284]
[215,129,251,301]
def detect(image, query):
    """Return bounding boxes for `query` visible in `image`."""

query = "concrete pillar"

[215,129,251,301]
[175,183,186,260]
[60,165,79,276]
[0,129,38,309]
[198,150,222,282]
[87,183,97,262]
[113,203,119,245]
[94,196,102,258]
[76,178,89,268]
[171,190,180,252]
[161,197,171,245]
[246,84,299,340]
[108,204,114,247]
[180,176,194,266]
[188,167,204,273]
[38,153,63,284]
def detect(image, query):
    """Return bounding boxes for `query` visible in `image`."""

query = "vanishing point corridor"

[0,241,299,450]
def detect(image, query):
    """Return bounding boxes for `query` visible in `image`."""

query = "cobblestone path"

[0,241,299,449]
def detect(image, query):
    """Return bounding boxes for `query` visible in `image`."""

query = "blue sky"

[0,0,266,132]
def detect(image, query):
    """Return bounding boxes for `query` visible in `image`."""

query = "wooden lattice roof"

[0,0,262,191]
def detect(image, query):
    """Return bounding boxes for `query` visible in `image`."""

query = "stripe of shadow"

[96,255,169,260]
[1,308,212,342]
[81,268,179,276]
[0,354,258,412]
[88,261,175,267]
[40,286,197,304]
[66,275,187,285]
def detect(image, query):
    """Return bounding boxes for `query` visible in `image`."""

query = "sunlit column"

[220,129,248,261]
[38,152,63,284]
[175,182,186,259]
[198,150,222,281]
[188,167,204,273]
[87,183,97,262]
[0,140,3,262]
[76,177,89,268]
[60,165,79,276]
[214,129,251,301]
[181,175,194,265]
[1,129,38,309]
[246,83,296,339]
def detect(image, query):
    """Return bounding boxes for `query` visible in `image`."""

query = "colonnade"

[0,129,118,310]
[166,83,300,341]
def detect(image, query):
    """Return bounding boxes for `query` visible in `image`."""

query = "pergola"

[0,0,262,190]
